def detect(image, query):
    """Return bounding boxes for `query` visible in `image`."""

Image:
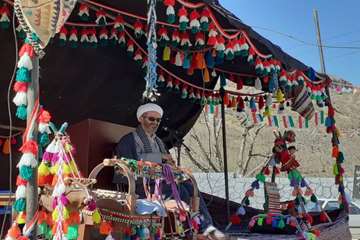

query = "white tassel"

[5,235,16,240]
[175,52,183,66]
[179,16,189,23]
[200,16,208,23]
[236,206,246,216]
[17,52,33,70]
[15,185,26,200]
[69,34,78,42]
[0,14,10,22]
[266,94,272,106]
[190,19,200,28]
[105,234,115,240]
[45,139,57,153]
[52,181,66,197]
[166,6,175,15]
[13,91,27,106]
[80,34,89,43]
[17,153,37,168]
[38,122,50,134]
[89,35,98,43]
[254,78,262,90]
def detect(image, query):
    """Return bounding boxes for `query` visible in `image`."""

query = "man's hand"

[162,154,176,166]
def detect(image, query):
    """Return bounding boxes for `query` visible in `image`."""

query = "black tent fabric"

[0,0,319,144]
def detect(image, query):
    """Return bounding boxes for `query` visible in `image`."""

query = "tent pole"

[219,86,230,223]
[26,57,39,239]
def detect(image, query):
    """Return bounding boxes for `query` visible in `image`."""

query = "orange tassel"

[38,211,48,224]
[99,221,112,235]
[332,146,339,158]
[51,175,58,187]
[203,67,210,82]
[223,93,229,106]
[2,138,10,154]
[7,223,21,238]
[187,67,194,76]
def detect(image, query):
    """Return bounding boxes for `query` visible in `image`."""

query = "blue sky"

[220,0,360,86]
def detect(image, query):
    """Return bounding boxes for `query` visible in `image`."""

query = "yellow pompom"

[38,162,50,176]
[162,46,171,61]
[63,163,71,175]
[52,208,59,222]
[64,143,73,153]
[16,212,26,224]
[275,89,285,102]
[335,128,341,137]
[63,207,70,220]
[50,164,59,175]
[92,209,101,224]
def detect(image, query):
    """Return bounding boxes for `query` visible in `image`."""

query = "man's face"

[139,111,161,134]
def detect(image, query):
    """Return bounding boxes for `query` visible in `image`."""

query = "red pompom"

[230,214,241,225]
[19,140,38,155]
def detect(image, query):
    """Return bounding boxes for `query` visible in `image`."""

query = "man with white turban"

[114,103,225,239]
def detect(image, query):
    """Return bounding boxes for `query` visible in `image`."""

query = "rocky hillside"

[180,90,360,177]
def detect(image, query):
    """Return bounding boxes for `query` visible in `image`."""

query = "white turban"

[136,103,163,120]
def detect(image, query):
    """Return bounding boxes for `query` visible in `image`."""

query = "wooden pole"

[26,57,39,239]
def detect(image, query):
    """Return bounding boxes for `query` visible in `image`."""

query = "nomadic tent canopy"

[0,0,329,142]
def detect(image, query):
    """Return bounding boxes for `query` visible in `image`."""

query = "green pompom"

[14,198,26,212]
[257,217,264,226]
[38,223,48,235]
[337,152,345,163]
[179,22,187,31]
[0,22,10,29]
[201,22,209,32]
[40,133,50,147]
[278,218,285,229]
[67,225,79,240]
[69,40,78,48]
[310,194,318,203]
[58,39,66,47]
[167,14,176,24]
[256,173,266,183]
[16,67,31,82]
[16,105,27,120]
[20,165,34,180]
[225,52,235,61]
[99,39,108,47]
[17,30,26,40]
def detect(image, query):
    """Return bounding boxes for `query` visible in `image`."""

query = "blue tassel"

[16,67,31,82]
[16,105,27,120]
[338,185,345,194]
[40,133,50,147]
[249,98,256,111]
[220,74,227,87]
[337,152,345,163]
[20,165,34,180]
[205,51,215,68]
[271,218,278,228]
[251,180,260,189]
[215,54,224,65]
[182,54,190,69]
[13,198,26,212]
[325,117,332,127]
[301,178,307,188]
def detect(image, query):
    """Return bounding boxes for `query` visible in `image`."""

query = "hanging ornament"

[0,4,10,29]
[189,10,200,34]
[188,88,195,100]
[181,85,188,99]
[207,23,218,46]
[238,35,249,57]
[163,0,175,23]
[263,60,271,75]
[254,77,262,90]
[16,25,26,40]
[158,26,169,47]
[255,58,264,75]
[80,29,89,47]
[126,39,134,56]
[225,40,235,61]
[200,7,210,31]
[166,76,173,89]
[78,3,89,21]
[109,28,118,46]
[237,96,244,112]
[249,97,257,112]
[180,31,192,49]
[162,46,171,61]
[178,7,189,31]
[203,67,210,82]
[114,15,125,31]
[134,49,143,64]
[174,51,184,67]
[275,89,285,102]
[99,28,109,47]
[58,26,68,47]
[88,28,98,48]
[171,29,181,47]
[118,31,126,47]
[247,47,255,64]
[134,20,144,39]
[215,36,225,59]
[95,9,107,25]
[68,28,78,48]
[258,96,265,110]
[195,31,205,48]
